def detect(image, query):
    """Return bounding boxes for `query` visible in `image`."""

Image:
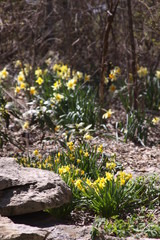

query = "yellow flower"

[33,149,39,156]
[35,67,42,77]
[66,79,76,90]
[67,141,74,151]
[83,133,93,140]
[58,165,70,175]
[55,125,61,132]
[0,67,8,79]
[97,144,103,153]
[20,82,26,90]
[61,64,68,74]
[76,71,83,79]
[81,170,85,175]
[55,158,60,163]
[109,70,117,81]
[155,70,160,79]
[52,80,61,90]
[79,149,83,155]
[86,178,92,186]
[114,67,121,75]
[152,117,160,125]
[120,178,125,186]
[109,84,116,92]
[77,159,81,164]
[23,121,29,130]
[30,86,37,95]
[84,74,90,82]
[104,77,109,85]
[105,172,113,181]
[84,151,89,157]
[74,179,83,190]
[17,72,25,82]
[15,86,21,94]
[106,162,116,170]
[137,66,148,78]
[53,93,64,103]
[53,63,60,72]
[45,58,52,66]
[109,73,116,80]
[102,109,114,119]
[98,177,106,188]
[36,77,44,85]
[15,60,22,68]
[125,173,132,181]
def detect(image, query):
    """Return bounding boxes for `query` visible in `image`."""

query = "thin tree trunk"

[127,0,138,110]
[99,0,119,107]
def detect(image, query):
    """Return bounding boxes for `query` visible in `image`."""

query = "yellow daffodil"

[102,109,114,119]
[84,151,89,157]
[98,177,106,188]
[77,159,81,164]
[15,86,21,94]
[104,77,109,85]
[120,178,125,186]
[137,66,148,78]
[74,179,83,190]
[61,64,68,74]
[52,80,61,90]
[83,133,93,140]
[53,63,60,72]
[109,84,116,92]
[155,70,160,79]
[53,93,64,103]
[76,71,83,79]
[109,71,117,81]
[35,67,42,77]
[152,117,160,125]
[15,60,22,68]
[17,72,25,82]
[30,86,37,95]
[0,67,9,79]
[55,125,61,132]
[45,58,52,66]
[97,144,103,153]
[36,77,44,85]
[84,74,90,82]
[33,149,39,156]
[23,121,29,130]
[66,78,76,90]
[105,172,113,181]
[106,162,116,170]
[114,66,121,75]
[20,82,26,89]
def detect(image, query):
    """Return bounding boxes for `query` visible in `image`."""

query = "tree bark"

[127,0,138,110]
[99,0,119,107]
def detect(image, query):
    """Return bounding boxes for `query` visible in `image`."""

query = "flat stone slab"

[0,215,48,240]
[0,157,72,216]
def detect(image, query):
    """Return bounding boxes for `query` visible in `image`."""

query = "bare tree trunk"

[99,0,119,107]
[127,0,138,110]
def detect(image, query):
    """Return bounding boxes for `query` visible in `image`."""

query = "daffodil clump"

[17,138,139,218]
[11,60,98,131]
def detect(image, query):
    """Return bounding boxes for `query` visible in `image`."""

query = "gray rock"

[0,158,71,216]
[0,215,48,240]
[0,214,92,240]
